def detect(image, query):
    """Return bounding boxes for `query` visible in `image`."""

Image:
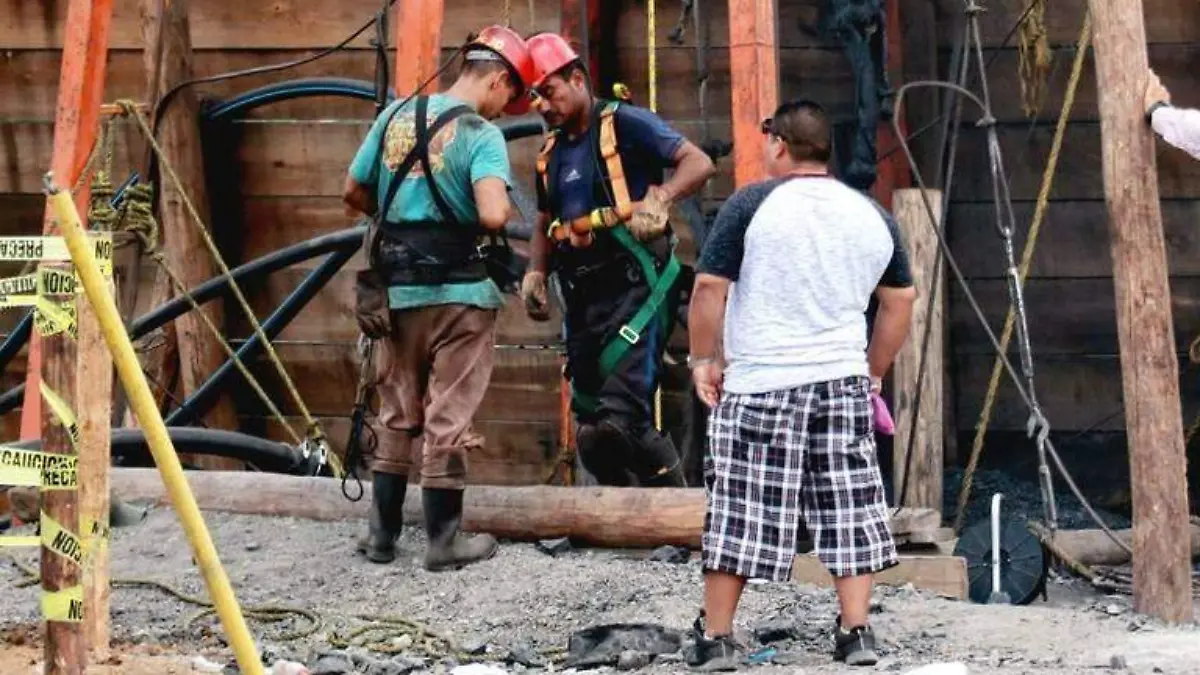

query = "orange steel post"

[21,1,115,442]
[728,0,778,187]
[871,0,912,210]
[560,0,602,88]
[394,0,446,96]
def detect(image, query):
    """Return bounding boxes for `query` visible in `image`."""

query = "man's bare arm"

[474,177,513,231]
[659,140,717,204]
[688,273,731,361]
[342,175,375,217]
[529,211,552,274]
[867,285,917,379]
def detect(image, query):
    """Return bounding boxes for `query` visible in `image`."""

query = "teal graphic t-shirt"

[348,94,512,311]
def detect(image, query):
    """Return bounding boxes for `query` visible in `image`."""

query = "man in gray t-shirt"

[684,99,916,669]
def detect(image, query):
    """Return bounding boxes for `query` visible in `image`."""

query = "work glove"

[627,185,671,242]
[521,270,551,321]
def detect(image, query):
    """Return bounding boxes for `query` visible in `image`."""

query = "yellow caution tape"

[32,297,77,339]
[0,446,46,486]
[40,454,78,490]
[41,511,86,567]
[38,382,81,451]
[0,235,113,275]
[39,267,77,296]
[0,273,38,307]
[42,584,84,623]
[0,535,40,547]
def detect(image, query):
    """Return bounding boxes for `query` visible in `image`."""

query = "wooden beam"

[394,0,445,96]
[110,468,944,549]
[792,554,967,600]
[1085,0,1193,623]
[1052,524,1200,567]
[727,0,778,187]
[891,188,944,513]
[37,1,117,671]
[139,0,242,470]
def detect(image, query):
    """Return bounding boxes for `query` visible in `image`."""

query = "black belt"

[373,221,487,286]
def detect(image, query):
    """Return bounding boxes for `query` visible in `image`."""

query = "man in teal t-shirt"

[341,25,534,573]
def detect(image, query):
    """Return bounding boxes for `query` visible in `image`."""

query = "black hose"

[9,427,315,475]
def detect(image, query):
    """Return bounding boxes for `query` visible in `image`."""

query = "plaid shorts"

[702,375,898,581]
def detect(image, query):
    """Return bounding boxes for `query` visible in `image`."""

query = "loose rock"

[1110,654,1128,670]
[309,651,355,675]
[647,545,690,564]
[535,538,572,557]
[616,650,651,671]
[752,618,799,644]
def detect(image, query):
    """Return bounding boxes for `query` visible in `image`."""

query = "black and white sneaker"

[685,614,740,671]
[833,624,879,666]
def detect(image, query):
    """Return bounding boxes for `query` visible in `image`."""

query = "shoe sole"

[424,540,499,572]
[840,650,878,666]
[356,540,396,564]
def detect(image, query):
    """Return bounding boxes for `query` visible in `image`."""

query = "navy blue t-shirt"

[537,104,685,220]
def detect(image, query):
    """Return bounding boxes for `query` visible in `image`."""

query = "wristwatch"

[687,355,716,369]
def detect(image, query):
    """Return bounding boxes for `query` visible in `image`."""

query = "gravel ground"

[3,507,1200,675]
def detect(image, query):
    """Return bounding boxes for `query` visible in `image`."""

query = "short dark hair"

[766,99,831,163]
[461,57,510,79]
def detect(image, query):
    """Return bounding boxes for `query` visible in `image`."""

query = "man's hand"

[692,361,724,408]
[627,185,671,241]
[1145,70,1172,115]
[521,270,551,321]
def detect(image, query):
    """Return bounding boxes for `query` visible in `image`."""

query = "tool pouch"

[355,220,393,340]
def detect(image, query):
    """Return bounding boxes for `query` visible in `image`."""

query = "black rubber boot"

[356,472,408,564]
[634,428,686,487]
[422,488,499,572]
[576,422,635,486]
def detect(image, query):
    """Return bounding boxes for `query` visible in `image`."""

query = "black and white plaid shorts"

[702,375,898,581]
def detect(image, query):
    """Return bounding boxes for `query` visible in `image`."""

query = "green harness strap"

[572,226,681,414]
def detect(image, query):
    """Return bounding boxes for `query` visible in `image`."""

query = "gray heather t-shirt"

[697,175,913,395]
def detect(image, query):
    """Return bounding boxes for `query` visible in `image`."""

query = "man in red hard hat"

[519,32,716,488]
[342,25,534,571]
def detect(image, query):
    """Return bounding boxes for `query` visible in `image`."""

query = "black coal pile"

[943,467,1132,531]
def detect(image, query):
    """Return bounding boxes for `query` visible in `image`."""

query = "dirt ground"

[3,507,1199,675]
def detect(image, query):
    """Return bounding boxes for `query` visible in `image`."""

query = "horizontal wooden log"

[1051,524,1200,566]
[933,0,1200,47]
[792,553,968,599]
[948,200,1200,279]
[950,123,1200,202]
[954,354,1200,432]
[108,468,941,547]
[950,277,1200,356]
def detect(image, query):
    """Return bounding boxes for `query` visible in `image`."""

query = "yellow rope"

[1017,0,1052,118]
[953,10,1092,533]
[502,0,512,28]
[647,0,664,432]
[115,100,342,478]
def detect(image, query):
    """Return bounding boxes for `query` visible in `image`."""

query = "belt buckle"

[618,325,639,344]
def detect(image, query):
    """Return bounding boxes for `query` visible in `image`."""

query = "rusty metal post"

[394,0,446,95]
[727,0,778,187]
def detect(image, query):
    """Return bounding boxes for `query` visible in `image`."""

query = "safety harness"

[535,100,682,412]
[368,96,491,286]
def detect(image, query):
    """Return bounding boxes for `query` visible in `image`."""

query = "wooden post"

[560,0,602,88]
[38,1,116,671]
[1085,0,1193,623]
[891,188,943,513]
[139,0,242,470]
[727,0,778,187]
[394,0,445,96]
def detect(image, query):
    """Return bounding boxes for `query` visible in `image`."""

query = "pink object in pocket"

[871,391,895,435]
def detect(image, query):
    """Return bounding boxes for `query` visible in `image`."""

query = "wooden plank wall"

[930,0,1200,456]
[2,0,1199,484]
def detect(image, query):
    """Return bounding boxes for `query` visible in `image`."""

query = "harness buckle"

[618,325,640,344]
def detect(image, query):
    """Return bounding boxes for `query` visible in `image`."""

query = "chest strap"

[536,103,635,242]
[571,226,681,414]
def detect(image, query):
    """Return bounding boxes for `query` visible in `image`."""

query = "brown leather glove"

[521,270,551,321]
[627,185,671,241]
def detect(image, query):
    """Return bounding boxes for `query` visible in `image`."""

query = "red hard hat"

[527,32,581,90]
[466,25,536,115]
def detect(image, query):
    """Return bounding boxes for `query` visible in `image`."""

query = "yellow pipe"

[43,174,265,675]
